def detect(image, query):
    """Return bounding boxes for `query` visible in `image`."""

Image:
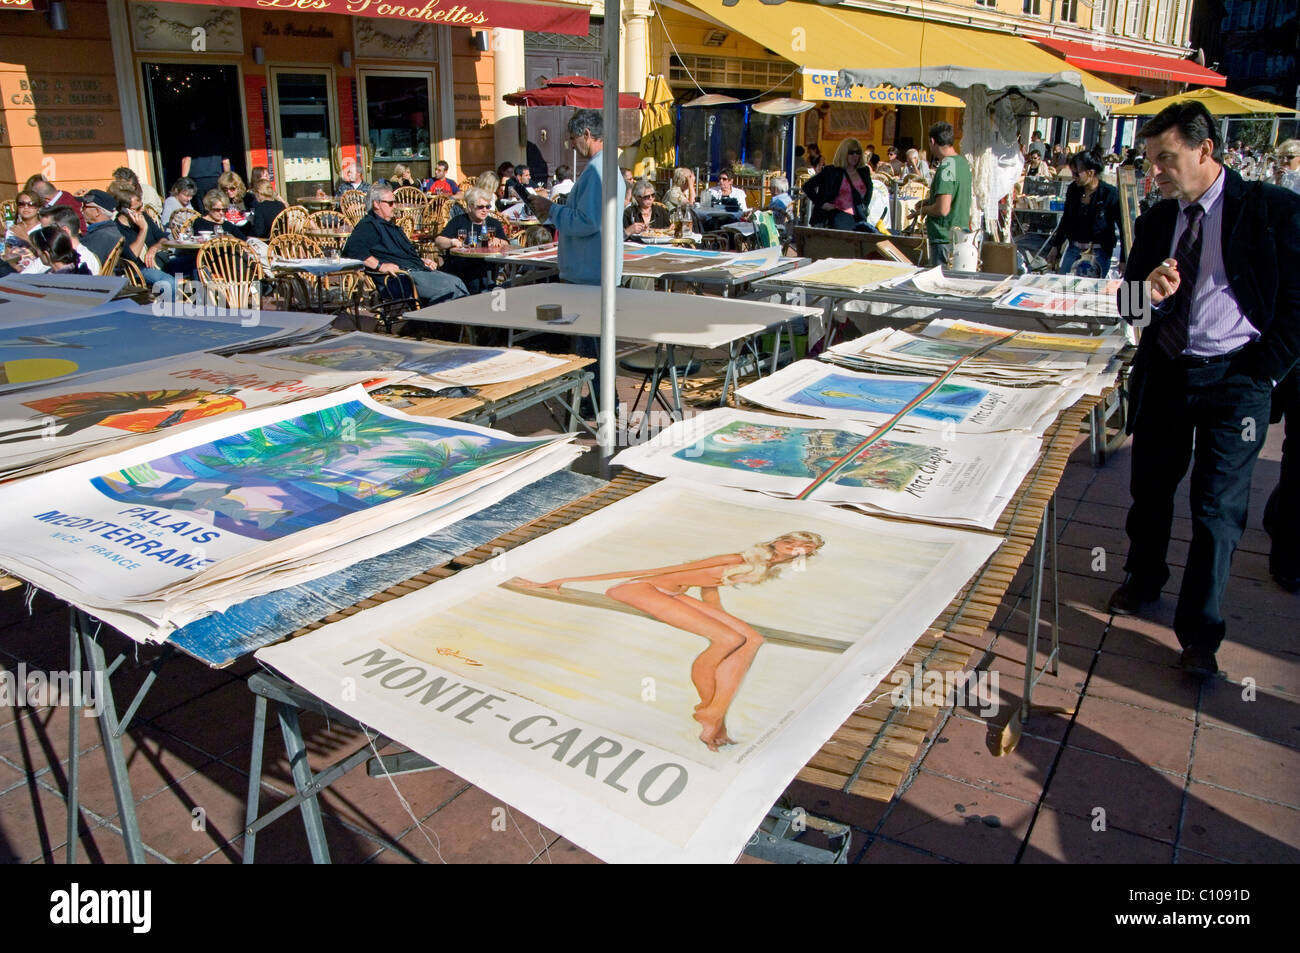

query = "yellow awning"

[688,0,1133,111]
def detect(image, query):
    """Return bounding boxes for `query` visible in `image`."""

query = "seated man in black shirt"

[434,186,508,295]
[82,188,176,294]
[342,184,467,303]
[503,164,539,206]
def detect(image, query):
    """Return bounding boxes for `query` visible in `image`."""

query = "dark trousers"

[1264,369,1300,579]
[1124,353,1274,651]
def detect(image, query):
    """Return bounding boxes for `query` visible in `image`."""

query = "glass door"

[360,70,435,187]
[270,69,336,204]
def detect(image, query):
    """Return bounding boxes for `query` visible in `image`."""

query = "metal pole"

[598,0,622,460]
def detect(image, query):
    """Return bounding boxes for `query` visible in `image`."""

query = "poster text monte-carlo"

[137,0,591,34]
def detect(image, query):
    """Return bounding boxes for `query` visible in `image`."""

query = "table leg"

[66,614,81,864]
[278,705,331,863]
[667,345,686,421]
[242,693,269,864]
[76,617,147,864]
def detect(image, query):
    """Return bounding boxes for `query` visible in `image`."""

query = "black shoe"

[1107,579,1161,616]
[1179,647,1219,680]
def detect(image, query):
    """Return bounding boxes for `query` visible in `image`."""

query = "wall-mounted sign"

[801,71,965,109]
[3,75,116,109]
[355,19,434,59]
[139,0,588,35]
[0,0,36,11]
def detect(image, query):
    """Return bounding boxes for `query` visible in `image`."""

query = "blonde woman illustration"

[513,532,824,752]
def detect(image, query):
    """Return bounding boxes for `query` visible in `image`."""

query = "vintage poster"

[0,355,410,480]
[0,274,126,323]
[762,258,919,293]
[611,408,1041,529]
[737,360,1082,434]
[0,308,331,394]
[234,331,567,387]
[257,480,1001,863]
[0,387,581,641]
[826,319,1123,386]
[995,287,1120,320]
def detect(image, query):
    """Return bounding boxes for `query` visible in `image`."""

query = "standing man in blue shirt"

[528,108,625,414]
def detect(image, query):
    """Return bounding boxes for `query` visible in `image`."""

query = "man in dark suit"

[1109,101,1300,678]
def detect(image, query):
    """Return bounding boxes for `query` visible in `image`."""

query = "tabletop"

[269,256,366,275]
[405,284,821,350]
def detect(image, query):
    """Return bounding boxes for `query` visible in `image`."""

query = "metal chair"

[196,236,264,310]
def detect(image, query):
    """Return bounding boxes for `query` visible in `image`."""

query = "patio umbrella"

[1111,87,1292,116]
[634,74,676,178]
[503,76,644,110]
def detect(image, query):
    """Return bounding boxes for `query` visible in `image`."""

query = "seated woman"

[243,178,287,240]
[161,177,198,231]
[193,189,248,241]
[623,179,670,238]
[801,138,874,232]
[662,167,696,210]
[30,226,91,275]
[216,172,250,227]
[5,190,42,264]
[434,186,509,295]
[387,163,418,189]
[1044,151,1121,278]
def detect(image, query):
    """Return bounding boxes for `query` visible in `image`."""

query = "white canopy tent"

[836,68,1110,241]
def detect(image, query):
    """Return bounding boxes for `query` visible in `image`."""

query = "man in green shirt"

[917,121,972,267]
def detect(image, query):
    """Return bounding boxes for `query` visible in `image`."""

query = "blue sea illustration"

[277,338,506,377]
[789,374,986,422]
[90,400,546,541]
[675,420,939,491]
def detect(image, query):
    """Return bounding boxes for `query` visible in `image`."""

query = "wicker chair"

[339,189,367,223]
[118,258,148,290]
[270,205,309,238]
[307,210,352,255]
[393,185,426,206]
[394,208,420,242]
[168,209,199,239]
[196,237,264,310]
[97,238,124,276]
[266,233,323,262]
[143,205,161,226]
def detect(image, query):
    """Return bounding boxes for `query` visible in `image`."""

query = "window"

[361,71,435,185]
[668,54,792,89]
[1022,0,1039,12]
[1124,0,1144,36]
[1154,0,1170,40]
[1060,0,1079,23]
[975,0,996,6]
[1091,0,1109,31]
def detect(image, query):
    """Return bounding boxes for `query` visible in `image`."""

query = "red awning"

[1036,38,1226,87]
[145,0,589,36]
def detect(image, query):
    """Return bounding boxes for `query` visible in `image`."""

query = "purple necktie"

[1155,204,1205,358]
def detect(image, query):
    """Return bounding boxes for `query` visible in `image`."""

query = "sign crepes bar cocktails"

[142,0,589,35]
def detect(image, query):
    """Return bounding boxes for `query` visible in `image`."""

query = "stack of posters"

[256,480,1001,863]
[824,319,1126,387]
[0,274,127,322]
[894,267,1014,300]
[611,408,1040,529]
[995,273,1123,321]
[0,355,410,481]
[737,360,1084,435]
[0,387,582,642]
[756,258,920,293]
[234,331,568,388]
[0,306,334,395]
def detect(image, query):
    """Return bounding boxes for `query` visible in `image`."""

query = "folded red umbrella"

[504,76,644,110]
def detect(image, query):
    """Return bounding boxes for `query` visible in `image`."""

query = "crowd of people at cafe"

[7,117,1299,296]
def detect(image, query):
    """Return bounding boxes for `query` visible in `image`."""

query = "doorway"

[141,63,247,193]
